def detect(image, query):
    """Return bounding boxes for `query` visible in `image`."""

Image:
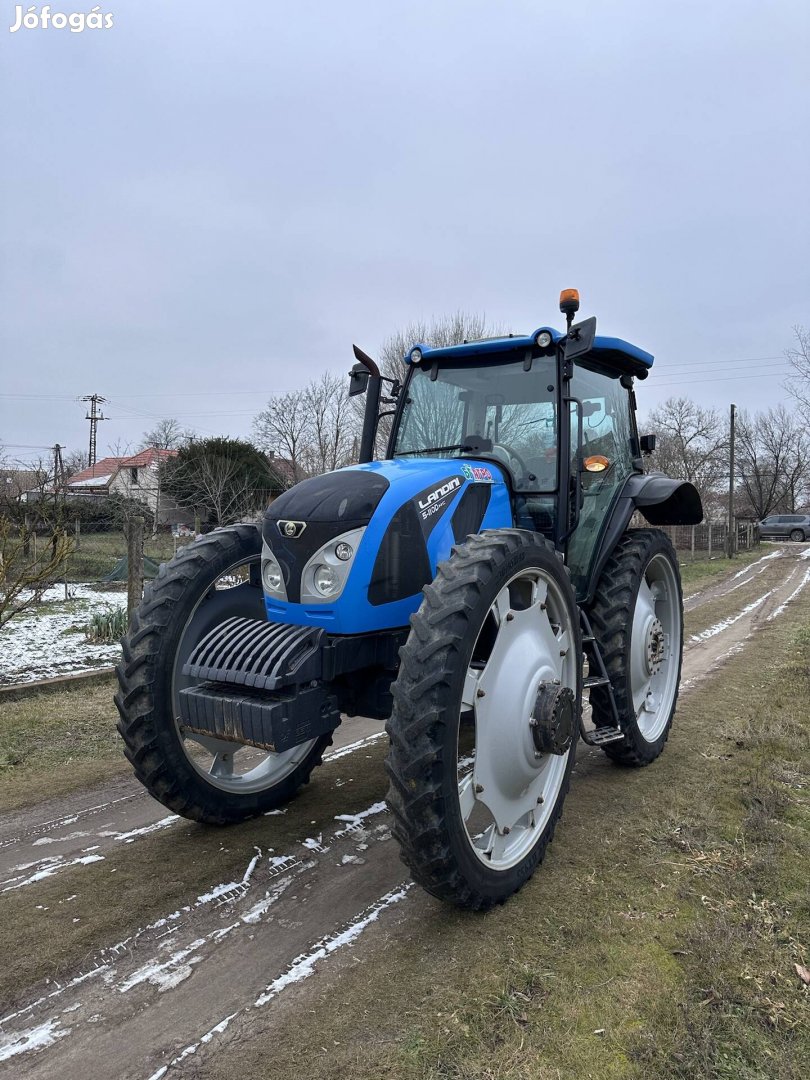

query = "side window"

[566,364,637,597]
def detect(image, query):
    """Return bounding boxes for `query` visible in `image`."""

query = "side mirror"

[564,316,597,360]
[348,363,370,397]
[640,433,656,455]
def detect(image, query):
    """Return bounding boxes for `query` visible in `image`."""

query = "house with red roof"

[64,448,180,523]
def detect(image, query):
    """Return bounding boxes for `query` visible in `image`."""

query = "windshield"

[392,357,558,492]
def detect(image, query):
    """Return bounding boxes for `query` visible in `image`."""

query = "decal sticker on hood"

[413,475,464,536]
[461,463,494,483]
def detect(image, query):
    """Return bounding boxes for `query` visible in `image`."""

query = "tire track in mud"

[0,720,387,892]
[2,546,809,1079]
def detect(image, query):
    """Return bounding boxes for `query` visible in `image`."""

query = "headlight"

[261,542,287,600]
[313,564,338,596]
[535,330,553,348]
[410,347,422,363]
[300,527,366,605]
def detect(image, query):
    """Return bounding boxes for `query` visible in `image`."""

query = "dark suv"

[758,514,810,541]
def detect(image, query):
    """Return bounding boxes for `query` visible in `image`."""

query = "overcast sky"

[1,0,808,465]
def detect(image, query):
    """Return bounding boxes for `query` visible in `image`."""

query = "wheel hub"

[644,616,665,675]
[530,684,575,756]
[467,581,572,835]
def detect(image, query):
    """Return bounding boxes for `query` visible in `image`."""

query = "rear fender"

[625,473,703,526]
[581,473,703,605]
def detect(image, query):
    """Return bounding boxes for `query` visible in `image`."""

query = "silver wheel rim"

[630,552,680,742]
[457,568,577,871]
[171,550,317,795]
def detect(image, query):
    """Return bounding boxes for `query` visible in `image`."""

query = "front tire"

[115,524,330,824]
[588,529,683,767]
[385,530,580,910]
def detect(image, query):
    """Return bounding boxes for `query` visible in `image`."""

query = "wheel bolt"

[502,826,511,835]
[474,783,484,794]
[476,688,486,698]
[505,612,514,621]
[537,796,544,805]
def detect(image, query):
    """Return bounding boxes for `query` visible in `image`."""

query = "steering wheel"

[492,444,530,482]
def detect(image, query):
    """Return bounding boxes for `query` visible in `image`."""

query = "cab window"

[566,363,637,595]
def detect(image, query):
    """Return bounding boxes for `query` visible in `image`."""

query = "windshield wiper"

[397,443,473,457]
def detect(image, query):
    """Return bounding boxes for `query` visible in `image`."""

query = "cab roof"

[405,327,654,380]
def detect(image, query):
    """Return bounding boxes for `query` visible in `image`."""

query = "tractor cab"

[349,290,697,602]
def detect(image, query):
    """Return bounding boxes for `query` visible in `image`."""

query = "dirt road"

[1,544,808,1078]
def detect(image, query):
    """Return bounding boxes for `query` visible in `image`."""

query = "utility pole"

[81,394,107,468]
[52,444,66,494]
[727,403,736,559]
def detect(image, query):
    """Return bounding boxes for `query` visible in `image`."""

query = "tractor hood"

[262,458,512,633]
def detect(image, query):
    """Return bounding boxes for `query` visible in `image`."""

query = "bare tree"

[0,457,74,632]
[643,398,728,518]
[139,418,195,451]
[302,372,356,475]
[370,311,510,453]
[107,437,132,458]
[253,373,357,480]
[785,324,810,422]
[377,311,507,382]
[162,438,278,527]
[255,315,510,474]
[63,448,89,479]
[736,405,810,519]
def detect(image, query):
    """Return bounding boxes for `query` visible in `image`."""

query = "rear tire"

[790,529,805,542]
[588,529,682,767]
[115,524,330,825]
[385,530,580,910]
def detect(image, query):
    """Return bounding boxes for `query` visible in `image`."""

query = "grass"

[84,605,128,643]
[66,531,189,582]
[199,596,810,1080]
[0,677,127,810]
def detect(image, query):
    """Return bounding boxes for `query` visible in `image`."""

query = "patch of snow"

[301,835,329,853]
[0,1018,71,1063]
[690,590,775,643]
[117,939,208,994]
[1,853,104,893]
[325,731,387,761]
[333,802,387,839]
[731,550,782,580]
[31,831,91,846]
[69,474,113,488]
[98,815,178,843]
[767,568,810,621]
[0,583,126,685]
[241,875,295,925]
[196,847,262,904]
[254,884,412,1006]
[146,1013,238,1080]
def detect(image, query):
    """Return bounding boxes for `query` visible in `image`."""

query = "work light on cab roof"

[117,288,702,913]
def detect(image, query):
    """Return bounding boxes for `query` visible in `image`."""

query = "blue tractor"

[116,291,702,909]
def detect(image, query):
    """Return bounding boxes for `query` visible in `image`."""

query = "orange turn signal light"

[584,454,610,473]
